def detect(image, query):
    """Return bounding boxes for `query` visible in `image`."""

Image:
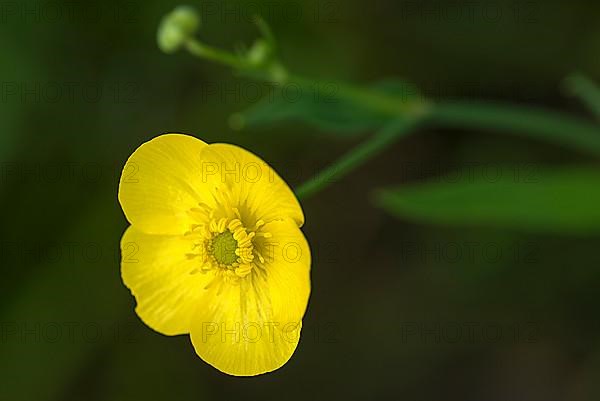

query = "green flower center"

[211,230,238,266]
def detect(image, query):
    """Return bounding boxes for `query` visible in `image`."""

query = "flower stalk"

[159,6,600,200]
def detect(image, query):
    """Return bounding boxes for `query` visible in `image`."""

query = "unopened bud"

[246,39,272,67]
[157,6,200,54]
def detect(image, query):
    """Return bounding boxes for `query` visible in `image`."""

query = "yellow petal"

[120,226,212,336]
[189,218,311,376]
[118,134,213,235]
[256,218,312,324]
[198,143,304,227]
[189,279,303,376]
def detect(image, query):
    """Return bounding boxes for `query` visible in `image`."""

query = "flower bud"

[246,39,272,67]
[157,6,200,54]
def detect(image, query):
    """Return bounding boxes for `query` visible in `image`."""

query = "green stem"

[180,36,600,199]
[426,101,600,155]
[293,99,600,199]
[295,118,420,200]
[289,76,600,156]
[185,39,250,71]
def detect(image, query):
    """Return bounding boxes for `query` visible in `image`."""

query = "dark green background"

[2,0,600,400]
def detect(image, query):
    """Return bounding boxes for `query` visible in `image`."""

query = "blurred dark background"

[2,0,600,400]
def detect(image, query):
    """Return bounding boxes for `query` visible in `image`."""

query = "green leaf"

[234,78,424,135]
[374,166,600,234]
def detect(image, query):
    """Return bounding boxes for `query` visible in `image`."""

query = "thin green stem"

[293,100,600,199]
[180,34,600,200]
[289,76,600,156]
[295,118,421,200]
[184,39,250,71]
[426,101,600,155]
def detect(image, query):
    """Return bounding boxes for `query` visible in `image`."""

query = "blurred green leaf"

[429,102,600,156]
[374,166,600,234]
[0,195,129,401]
[235,78,422,135]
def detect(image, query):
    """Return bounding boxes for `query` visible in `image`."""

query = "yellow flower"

[118,133,311,376]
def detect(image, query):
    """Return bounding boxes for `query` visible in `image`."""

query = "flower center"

[186,199,275,284]
[186,213,268,282]
[211,230,238,266]
[205,218,256,278]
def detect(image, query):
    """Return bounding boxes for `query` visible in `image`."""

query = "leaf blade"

[375,167,600,234]
[235,78,423,135]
